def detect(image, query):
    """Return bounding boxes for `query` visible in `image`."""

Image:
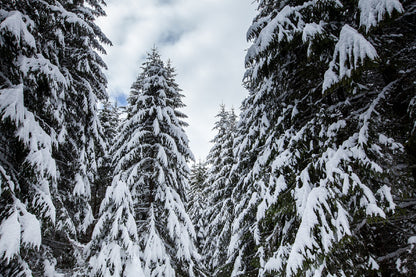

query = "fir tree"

[89,48,201,276]
[187,160,209,255]
[226,0,416,275]
[131,48,200,277]
[92,101,120,218]
[99,100,120,146]
[201,105,237,274]
[0,0,110,275]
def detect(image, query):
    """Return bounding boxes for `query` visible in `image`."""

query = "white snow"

[287,187,328,276]
[323,25,378,92]
[124,254,145,277]
[143,207,175,277]
[0,211,21,262]
[408,236,416,244]
[0,85,56,178]
[378,133,403,151]
[0,10,36,49]
[377,185,396,211]
[73,174,86,196]
[302,22,324,42]
[263,245,290,273]
[43,259,64,277]
[359,0,403,32]
[246,4,306,63]
[19,55,69,88]
[368,256,380,270]
[20,209,42,249]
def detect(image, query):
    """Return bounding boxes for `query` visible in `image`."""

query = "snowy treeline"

[1,0,415,276]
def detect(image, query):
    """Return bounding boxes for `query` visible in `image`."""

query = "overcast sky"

[97,0,257,160]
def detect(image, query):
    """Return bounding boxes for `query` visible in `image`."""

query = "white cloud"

[97,0,257,160]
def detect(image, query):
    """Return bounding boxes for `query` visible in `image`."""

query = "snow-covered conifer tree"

[88,99,143,277]
[90,48,201,276]
[0,0,110,275]
[187,161,209,254]
[201,105,237,274]
[133,49,200,276]
[226,0,415,275]
[99,100,120,146]
[92,101,120,218]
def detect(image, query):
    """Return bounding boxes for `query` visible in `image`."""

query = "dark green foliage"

[0,0,109,275]
[224,0,416,275]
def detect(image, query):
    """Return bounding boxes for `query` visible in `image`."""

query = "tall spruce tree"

[201,105,237,274]
[0,0,110,275]
[87,101,142,277]
[89,48,201,276]
[92,101,120,218]
[131,49,200,277]
[225,0,416,275]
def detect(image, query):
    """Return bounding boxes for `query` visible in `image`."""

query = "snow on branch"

[49,3,94,34]
[359,0,403,32]
[0,200,41,263]
[0,85,56,178]
[246,5,304,63]
[0,10,36,49]
[323,25,378,92]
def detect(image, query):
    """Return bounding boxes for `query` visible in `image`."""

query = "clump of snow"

[246,4,306,63]
[0,211,21,262]
[20,209,42,248]
[0,201,42,263]
[44,259,64,277]
[368,256,380,270]
[323,25,378,92]
[231,250,244,277]
[262,245,290,274]
[359,0,403,32]
[302,22,324,42]
[408,236,416,244]
[377,185,396,211]
[287,187,327,275]
[124,254,145,277]
[378,133,404,151]
[0,10,36,49]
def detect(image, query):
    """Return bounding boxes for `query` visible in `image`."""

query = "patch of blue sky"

[158,30,185,46]
[156,0,175,5]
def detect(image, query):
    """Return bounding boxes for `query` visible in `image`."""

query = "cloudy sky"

[97,0,257,160]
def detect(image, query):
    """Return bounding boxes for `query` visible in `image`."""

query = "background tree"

[92,101,120,218]
[201,105,237,275]
[187,160,209,256]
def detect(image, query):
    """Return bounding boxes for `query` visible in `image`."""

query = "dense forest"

[0,0,415,276]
